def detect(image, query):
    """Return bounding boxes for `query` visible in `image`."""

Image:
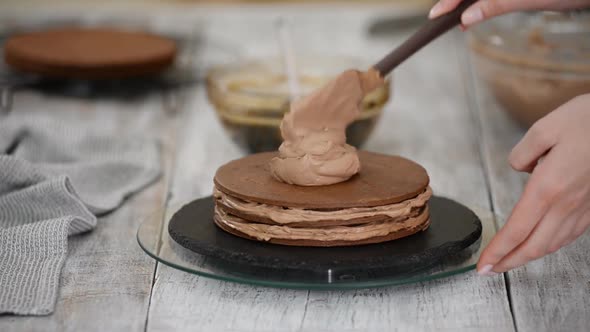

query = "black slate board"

[168,196,482,275]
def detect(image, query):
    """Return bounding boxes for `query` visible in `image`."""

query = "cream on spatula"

[270,0,478,186]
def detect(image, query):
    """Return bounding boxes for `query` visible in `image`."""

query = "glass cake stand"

[137,199,498,290]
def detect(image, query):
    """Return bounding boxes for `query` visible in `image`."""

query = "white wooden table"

[0,4,588,331]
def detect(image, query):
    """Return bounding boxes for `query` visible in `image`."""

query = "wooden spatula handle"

[374,0,478,76]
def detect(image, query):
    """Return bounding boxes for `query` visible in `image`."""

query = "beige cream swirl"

[269,68,384,186]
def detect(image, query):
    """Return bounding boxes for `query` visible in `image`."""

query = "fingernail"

[477,264,497,276]
[462,7,484,26]
[429,1,444,19]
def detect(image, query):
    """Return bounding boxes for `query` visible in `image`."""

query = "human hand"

[429,0,590,27]
[477,94,590,275]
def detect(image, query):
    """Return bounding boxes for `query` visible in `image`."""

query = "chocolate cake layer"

[214,151,430,209]
[4,28,176,79]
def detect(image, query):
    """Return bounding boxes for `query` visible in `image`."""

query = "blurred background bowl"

[469,11,590,127]
[206,55,391,153]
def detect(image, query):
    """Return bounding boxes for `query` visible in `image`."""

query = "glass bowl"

[469,12,590,127]
[206,56,391,153]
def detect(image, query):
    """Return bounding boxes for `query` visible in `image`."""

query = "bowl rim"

[206,54,391,99]
[468,12,590,75]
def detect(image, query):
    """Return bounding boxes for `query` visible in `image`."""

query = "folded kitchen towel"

[0,113,160,315]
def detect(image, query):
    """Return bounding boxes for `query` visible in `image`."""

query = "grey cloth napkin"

[0,113,160,315]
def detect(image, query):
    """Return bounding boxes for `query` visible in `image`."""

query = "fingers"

[429,0,463,19]
[460,0,538,26]
[546,208,583,253]
[476,93,590,275]
[493,201,575,272]
[562,213,588,247]
[509,120,557,172]
[429,0,583,27]
[476,162,553,274]
[494,206,590,273]
[568,210,590,243]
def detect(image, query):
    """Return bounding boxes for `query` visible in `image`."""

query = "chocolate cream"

[214,187,432,225]
[269,68,384,186]
[215,205,430,242]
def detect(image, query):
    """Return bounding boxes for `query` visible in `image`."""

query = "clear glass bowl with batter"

[469,11,590,127]
[206,56,391,153]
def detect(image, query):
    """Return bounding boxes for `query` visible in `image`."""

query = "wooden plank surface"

[465,47,590,332]
[145,8,515,332]
[5,3,588,331]
[0,91,178,331]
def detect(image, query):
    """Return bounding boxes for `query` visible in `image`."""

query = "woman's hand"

[477,94,590,275]
[429,0,590,27]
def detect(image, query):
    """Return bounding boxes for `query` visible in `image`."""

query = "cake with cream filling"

[212,67,433,246]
